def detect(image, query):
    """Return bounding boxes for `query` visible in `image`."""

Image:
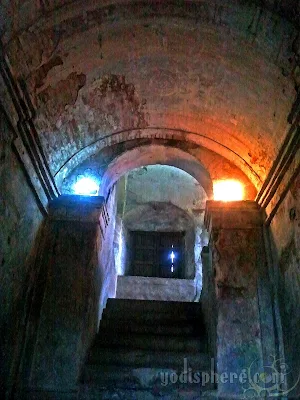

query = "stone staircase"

[79,299,216,399]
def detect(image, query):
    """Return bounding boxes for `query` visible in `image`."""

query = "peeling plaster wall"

[36,73,149,175]
[1,1,297,188]
[0,138,43,395]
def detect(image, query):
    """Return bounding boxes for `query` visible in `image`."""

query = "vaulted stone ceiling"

[1,0,299,192]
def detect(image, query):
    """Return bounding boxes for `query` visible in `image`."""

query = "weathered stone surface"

[80,298,212,399]
[270,171,300,398]
[1,1,297,186]
[124,165,207,214]
[1,0,300,43]
[22,390,77,400]
[99,145,214,202]
[204,201,276,398]
[0,135,43,397]
[59,138,257,200]
[36,74,148,175]
[201,246,217,362]
[48,194,105,222]
[37,72,86,120]
[116,276,196,302]
[123,202,194,233]
[98,186,118,307]
[26,196,105,393]
[0,1,299,399]
[79,388,217,400]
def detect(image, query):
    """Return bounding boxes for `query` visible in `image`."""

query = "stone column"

[204,201,277,399]
[23,195,111,399]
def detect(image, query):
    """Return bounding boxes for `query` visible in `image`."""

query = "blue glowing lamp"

[73,177,99,196]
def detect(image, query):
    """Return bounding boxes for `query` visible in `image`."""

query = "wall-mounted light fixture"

[213,180,244,201]
[73,177,99,196]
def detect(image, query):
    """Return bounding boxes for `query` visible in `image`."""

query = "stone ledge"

[116,276,196,302]
[204,200,265,231]
[48,195,105,222]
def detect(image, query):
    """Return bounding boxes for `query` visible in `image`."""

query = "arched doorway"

[113,164,209,302]
[60,144,214,304]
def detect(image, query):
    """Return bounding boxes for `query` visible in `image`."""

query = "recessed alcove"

[113,164,209,302]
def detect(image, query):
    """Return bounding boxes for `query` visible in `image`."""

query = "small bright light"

[171,266,174,273]
[213,180,244,201]
[73,177,99,195]
[170,251,176,263]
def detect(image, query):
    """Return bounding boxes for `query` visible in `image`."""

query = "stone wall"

[114,216,131,276]
[270,171,300,397]
[97,187,118,313]
[200,246,217,361]
[115,276,196,302]
[20,195,116,397]
[204,201,278,398]
[59,139,257,200]
[0,137,43,396]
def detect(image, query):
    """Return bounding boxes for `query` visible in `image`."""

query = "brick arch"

[54,127,262,191]
[98,144,213,198]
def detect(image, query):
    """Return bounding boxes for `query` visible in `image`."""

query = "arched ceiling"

[1,0,299,190]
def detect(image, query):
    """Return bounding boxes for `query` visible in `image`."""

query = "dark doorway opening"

[130,231,185,278]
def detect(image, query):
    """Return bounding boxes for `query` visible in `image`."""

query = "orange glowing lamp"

[213,180,244,201]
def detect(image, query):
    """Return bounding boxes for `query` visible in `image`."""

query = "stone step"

[99,319,204,336]
[87,348,210,369]
[81,298,212,398]
[94,332,207,352]
[81,365,215,391]
[79,386,218,400]
[105,298,203,315]
[101,312,204,324]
